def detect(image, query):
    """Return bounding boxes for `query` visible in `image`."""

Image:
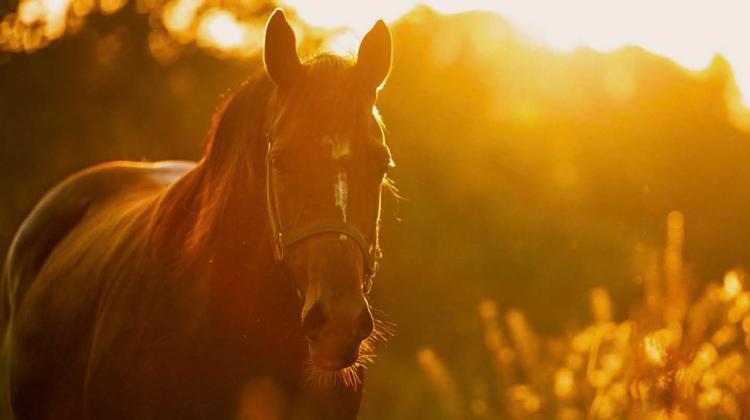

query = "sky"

[4,0,749,127]
[282,0,750,111]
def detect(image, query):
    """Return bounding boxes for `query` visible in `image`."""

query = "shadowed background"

[3,2,750,419]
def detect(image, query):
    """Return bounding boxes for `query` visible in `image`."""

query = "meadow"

[418,212,750,419]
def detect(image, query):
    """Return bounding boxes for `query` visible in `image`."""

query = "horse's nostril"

[356,308,375,341]
[302,302,327,340]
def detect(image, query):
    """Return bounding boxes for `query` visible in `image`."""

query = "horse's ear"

[355,20,392,91]
[264,9,301,89]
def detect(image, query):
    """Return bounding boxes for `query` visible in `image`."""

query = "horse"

[0,9,394,420]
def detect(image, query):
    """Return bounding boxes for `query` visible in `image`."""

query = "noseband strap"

[272,219,377,276]
[265,142,379,278]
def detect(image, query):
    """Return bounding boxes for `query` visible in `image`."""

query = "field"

[418,212,750,419]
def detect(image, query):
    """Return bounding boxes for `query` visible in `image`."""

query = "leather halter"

[265,140,379,280]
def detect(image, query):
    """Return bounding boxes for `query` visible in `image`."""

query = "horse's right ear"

[264,9,301,89]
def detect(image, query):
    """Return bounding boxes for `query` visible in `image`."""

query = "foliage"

[420,212,750,419]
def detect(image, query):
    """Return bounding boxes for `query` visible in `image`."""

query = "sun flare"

[197,10,245,49]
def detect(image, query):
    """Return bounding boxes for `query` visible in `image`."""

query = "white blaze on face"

[324,135,351,239]
[334,171,348,223]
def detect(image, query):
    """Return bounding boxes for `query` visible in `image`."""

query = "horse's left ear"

[355,20,392,91]
[264,9,301,89]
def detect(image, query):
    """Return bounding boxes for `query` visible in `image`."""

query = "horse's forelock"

[276,55,373,138]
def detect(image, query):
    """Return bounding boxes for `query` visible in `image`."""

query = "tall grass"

[419,211,750,419]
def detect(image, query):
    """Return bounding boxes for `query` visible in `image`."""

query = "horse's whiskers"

[305,363,364,389]
[303,316,396,390]
[382,175,404,201]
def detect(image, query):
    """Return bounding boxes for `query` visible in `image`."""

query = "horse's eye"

[271,156,287,172]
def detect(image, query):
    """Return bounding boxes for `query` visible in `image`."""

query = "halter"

[264,139,379,281]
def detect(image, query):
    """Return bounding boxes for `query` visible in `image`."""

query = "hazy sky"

[283,0,750,108]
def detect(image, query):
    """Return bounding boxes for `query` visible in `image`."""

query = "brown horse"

[0,9,394,420]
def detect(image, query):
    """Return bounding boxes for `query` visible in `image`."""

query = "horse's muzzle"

[302,298,374,370]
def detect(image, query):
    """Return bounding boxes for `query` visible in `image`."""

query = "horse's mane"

[150,55,366,257]
[187,69,276,253]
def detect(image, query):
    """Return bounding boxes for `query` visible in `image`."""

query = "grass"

[418,211,750,419]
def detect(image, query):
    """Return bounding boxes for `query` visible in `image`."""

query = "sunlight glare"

[197,10,245,50]
[99,0,127,15]
[18,1,45,24]
[722,271,743,302]
[279,0,411,34]
[322,31,359,57]
[162,0,203,36]
[17,0,71,40]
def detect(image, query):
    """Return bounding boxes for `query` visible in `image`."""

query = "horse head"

[263,10,393,373]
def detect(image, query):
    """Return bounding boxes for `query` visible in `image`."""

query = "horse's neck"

[194,162,276,277]
[146,165,305,395]
[210,183,275,276]
[193,161,299,310]
[191,163,306,374]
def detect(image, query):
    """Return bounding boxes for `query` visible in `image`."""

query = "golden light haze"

[196,9,261,53]
[5,0,750,115]
[282,0,750,110]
